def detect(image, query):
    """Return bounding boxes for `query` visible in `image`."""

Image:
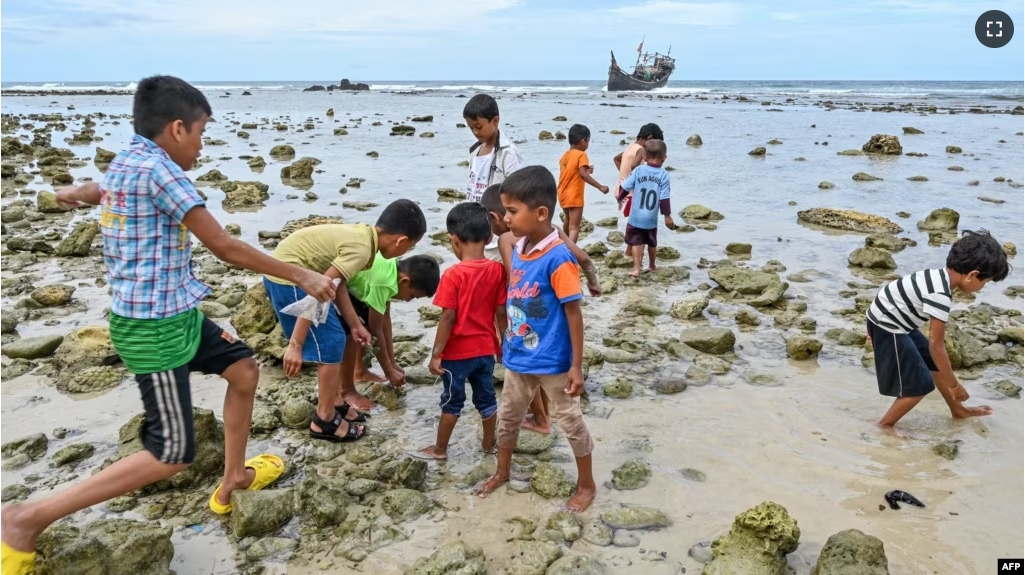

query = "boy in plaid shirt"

[1,76,335,573]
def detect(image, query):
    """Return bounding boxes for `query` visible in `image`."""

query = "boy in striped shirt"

[866,230,1009,427]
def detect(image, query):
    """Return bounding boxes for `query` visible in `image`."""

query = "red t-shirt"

[433,259,508,360]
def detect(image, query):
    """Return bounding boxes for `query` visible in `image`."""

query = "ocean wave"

[5,83,137,92]
[370,84,418,90]
[427,84,589,92]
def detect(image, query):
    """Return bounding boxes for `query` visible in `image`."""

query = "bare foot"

[355,369,387,384]
[481,440,497,455]
[565,485,597,512]
[646,266,657,273]
[474,474,508,498]
[343,390,374,411]
[416,446,448,461]
[520,415,552,435]
[953,405,993,419]
[215,467,258,506]
[628,270,641,278]
[1,504,41,553]
[876,423,912,439]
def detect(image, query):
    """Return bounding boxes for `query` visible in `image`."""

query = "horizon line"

[3,79,1023,84]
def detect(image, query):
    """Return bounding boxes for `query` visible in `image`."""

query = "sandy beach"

[1,81,1022,575]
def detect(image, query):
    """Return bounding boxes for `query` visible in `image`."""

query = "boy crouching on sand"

[480,183,599,436]
[2,75,338,574]
[866,229,1009,427]
[340,253,440,396]
[474,166,596,512]
[617,139,676,277]
[263,201,426,442]
[415,202,508,460]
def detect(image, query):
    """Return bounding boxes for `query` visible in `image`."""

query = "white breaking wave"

[370,84,418,90]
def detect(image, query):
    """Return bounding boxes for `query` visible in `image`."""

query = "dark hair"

[645,139,667,158]
[568,124,590,145]
[376,199,427,241]
[637,123,664,141]
[462,94,500,121]
[397,255,440,296]
[946,229,1010,282]
[133,76,212,140]
[446,202,493,243]
[480,184,504,215]
[499,166,556,213]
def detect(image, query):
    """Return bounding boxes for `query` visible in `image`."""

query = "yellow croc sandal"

[1,541,36,575]
[209,454,286,515]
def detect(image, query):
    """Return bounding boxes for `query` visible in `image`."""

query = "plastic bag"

[278,280,339,326]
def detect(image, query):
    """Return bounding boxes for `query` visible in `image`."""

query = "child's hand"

[664,215,677,230]
[587,278,602,297]
[952,383,969,402]
[297,271,337,303]
[55,186,87,209]
[386,366,406,388]
[351,325,373,346]
[283,344,303,378]
[599,185,609,194]
[391,363,406,378]
[565,366,585,397]
[429,355,444,376]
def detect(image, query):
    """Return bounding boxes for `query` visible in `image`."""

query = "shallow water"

[1,86,1023,574]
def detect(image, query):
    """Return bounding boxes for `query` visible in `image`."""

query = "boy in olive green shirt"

[343,254,440,391]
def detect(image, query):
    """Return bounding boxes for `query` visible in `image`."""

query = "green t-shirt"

[108,307,205,375]
[347,254,398,314]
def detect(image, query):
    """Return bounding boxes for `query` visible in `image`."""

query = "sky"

[2,0,1023,82]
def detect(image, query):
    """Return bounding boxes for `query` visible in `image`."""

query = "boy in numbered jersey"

[617,139,677,277]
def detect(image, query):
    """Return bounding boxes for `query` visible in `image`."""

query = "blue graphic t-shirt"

[622,163,671,230]
[503,232,583,375]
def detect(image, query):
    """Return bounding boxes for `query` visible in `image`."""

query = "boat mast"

[634,36,645,68]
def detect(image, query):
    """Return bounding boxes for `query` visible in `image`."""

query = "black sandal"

[310,411,366,443]
[335,402,369,423]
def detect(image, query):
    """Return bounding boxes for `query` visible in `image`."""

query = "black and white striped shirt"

[867,268,952,334]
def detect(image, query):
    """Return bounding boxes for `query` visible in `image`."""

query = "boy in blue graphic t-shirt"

[473,166,596,513]
[618,139,676,277]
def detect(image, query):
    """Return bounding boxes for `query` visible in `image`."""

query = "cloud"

[608,1,741,26]
[3,0,522,41]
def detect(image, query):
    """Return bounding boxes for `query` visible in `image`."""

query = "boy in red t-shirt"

[414,202,508,460]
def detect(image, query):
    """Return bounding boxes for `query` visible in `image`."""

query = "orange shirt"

[557,148,589,208]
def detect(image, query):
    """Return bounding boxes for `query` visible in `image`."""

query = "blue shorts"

[263,277,345,364]
[867,320,937,398]
[440,355,498,418]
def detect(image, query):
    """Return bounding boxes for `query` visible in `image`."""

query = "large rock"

[708,266,781,295]
[530,462,575,498]
[36,519,173,575]
[231,283,277,339]
[547,555,608,575]
[2,312,18,334]
[864,233,913,253]
[50,442,95,467]
[702,501,800,575]
[36,191,65,214]
[687,134,703,146]
[3,334,64,359]
[53,326,118,371]
[280,157,318,181]
[680,327,736,354]
[810,529,889,575]
[298,466,350,527]
[600,506,671,529]
[220,180,270,210]
[916,208,959,232]
[2,433,48,461]
[231,488,295,538]
[55,220,100,257]
[118,407,224,493]
[670,295,709,319]
[405,541,486,575]
[681,204,725,221]
[508,541,562,575]
[611,459,651,490]
[797,209,903,234]
[848,247,897,270]
[269,144,296,159]
[786,336,823,360]
[515,429,556,454]
[31,284,75,307]
[57,366,125,395]
[382,488,432,522]
[941,323,989,369]
[861,134,902,155]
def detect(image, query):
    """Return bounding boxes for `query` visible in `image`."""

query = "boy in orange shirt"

[558,124,608,243]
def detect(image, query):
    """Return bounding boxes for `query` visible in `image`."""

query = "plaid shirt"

[101,135,210,319]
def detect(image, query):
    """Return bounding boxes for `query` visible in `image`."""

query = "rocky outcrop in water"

[36,519,174,575]
[702,501,800,575]
[811,529,890,575]
[797,208,903,234]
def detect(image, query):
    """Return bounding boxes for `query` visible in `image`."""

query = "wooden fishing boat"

[607,39,675,91]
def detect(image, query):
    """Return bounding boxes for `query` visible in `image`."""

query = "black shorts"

[625,224,658,247]
[135,317,253,464]
[867,319,937,398]
[340,295,371,335]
